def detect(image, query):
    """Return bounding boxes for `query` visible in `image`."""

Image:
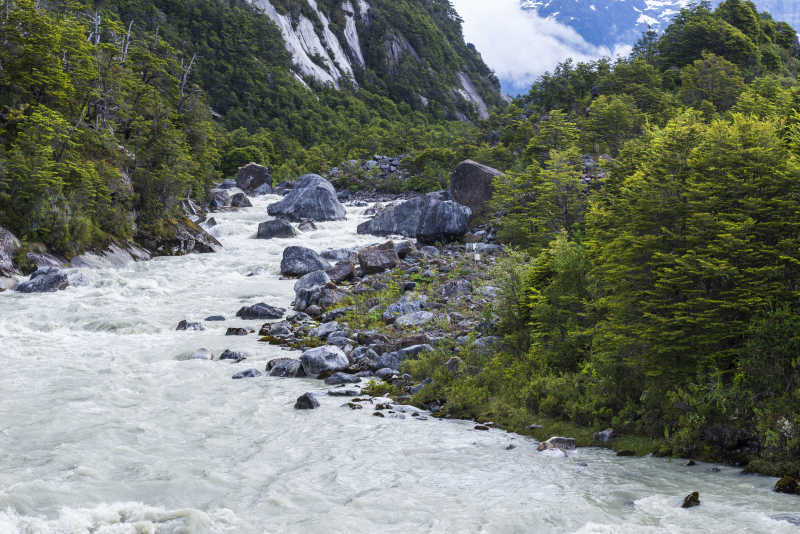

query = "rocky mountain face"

[251,0,500,118]
[522,0,799,49]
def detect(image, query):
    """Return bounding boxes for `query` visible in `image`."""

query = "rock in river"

[294,392,320,410]
[257,219,298,239]
[280,246,331,276]
[267,174,345,222]
[300,345,349,377]
[237,162,272,194]
[16,267,69,293]
[236,303,285,320]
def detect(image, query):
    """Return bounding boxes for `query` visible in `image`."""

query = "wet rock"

[537,437,576,451]
[266,321,292,337]
[294,392,320,409]
[236,303,285,320]
[300,345,349,377]
[267,174,345,222]
[176,320,205,331]
[358,241,400,274]
[206,217,218,228]
[190,348,213,360]
[139,217,221,256]
[219,350,248,361]
[208,188,232,211]
[683,460,696,467]
[16,267,69,293]
[395,311,434,328]
[326,261,354,283]
[616,450,636,457]
[383,295,427,323]
[225,327,248,336]
[236,162,272,194]
[297,220,317,232]
[681,492,700,508]
[232,369,262,379]
[475,424,490,431]
[0,226,21,277]
[328,389,360,397]
[356,192,471,244]
[324,372,360,385]
[320,248,356,262]
[205,315,225,321]
[595,429,614,443]
[268,358,305,377]
[775,476,799,495]
[310,321,339,339]
[231,191,252,208]
[449,160,501,223]
[280,246,330,276]
[257,219,298,239]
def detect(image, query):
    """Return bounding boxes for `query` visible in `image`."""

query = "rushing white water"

[0,196,798,534]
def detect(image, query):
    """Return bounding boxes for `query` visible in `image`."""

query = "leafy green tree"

[678,52,745,111]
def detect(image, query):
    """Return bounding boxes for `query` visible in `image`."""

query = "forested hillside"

[0,0,500,259]
[404,0,800,476]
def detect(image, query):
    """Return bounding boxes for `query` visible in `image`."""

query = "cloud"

[451,0,631,95]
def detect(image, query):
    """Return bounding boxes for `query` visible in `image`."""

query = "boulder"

[267,321,292,337]
[280,246,330,276]
[219,350,248,361]
[236,162,272,194]
[449,160,501,223]
[15,267,69,293]
[267,174,345,222]
[321,248,356,262]
[189,348,213,360]
[0,226,21,277]
[310,321,339,339]
[537,437,576,451]
[681,492,700,508]
[326,262,354,283]
[218,179,238,189]
[236,303,285,320]
[268,358,305,377]
[294,270,331,293]
[299,345,349,377]
[225,327,248,336]
[375,368,397,380]
[139,217,221,256]
[383,295,427,323]
[230,192,252,208]
[294,392,320,409]
[775,476,800,495]
[257,219,298,239]
[395,311,434,328]
[358,241,400,274]
[357,192,471,244]
[440,278,473,297]
[205,315,226,321]
[394,240,417,258]
[324,372,360,385]
[445,356,463,373]
[176,320,205,331]
[232,369,262,379]
[297,220,317,232]
[208,188,231,211]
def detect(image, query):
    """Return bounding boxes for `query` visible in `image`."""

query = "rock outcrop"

[236,162,272,194]
[15,267,69,293]
[299,345,349,377]
[138,217,222,256]
[449,160,501,223]
[267,174,346,222]
[357,192,470,243]
[0,226,21,277]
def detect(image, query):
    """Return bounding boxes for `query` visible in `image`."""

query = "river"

[0,196,797,533]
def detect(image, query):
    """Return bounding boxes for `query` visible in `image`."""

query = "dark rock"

[449,160,501,223]
[231,192,252,208]
[684,460,696,467]
[358,241,399,274]
[225,327,248,336]
[616,450,636,457]
[395,311,434,328]
[595,429,614,443]
[232,369,262,379]
[306,305,323,317]
[257,220,298,239]
[280,246,331,276]
[237,163,272,194]
[267,174,345,222]
[775,476,800,495]
[176,320,205,331]
[356,192,471,244]
[681,492,700,508]
[326,261,354,283]
[205,315,225,321]
[16,267,69,293]
[320,248,355,262]
[294,392,320,409]
[324,372,360,385]
[236,303,285,320]
[0,226,20,277]
[375,368,398,380]
[206,217,218,228]
[537,437,576,451]
[268,358,305,377]
[475,425,490,431]
[267,320,292,337]
[297,220,317,232]
[219,349,248,361]
[394,240,417,258]
[208,188,231,211]
[300,345,349,377]
[139,217,222,256]
[402,282,416,292]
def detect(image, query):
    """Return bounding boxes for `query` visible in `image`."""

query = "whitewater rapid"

[0,196,797,533]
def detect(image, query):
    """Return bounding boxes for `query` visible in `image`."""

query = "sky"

[451,0,632,95]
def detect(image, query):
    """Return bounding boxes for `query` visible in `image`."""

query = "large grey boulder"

[357,192,470,244]
[395,311,434,328]
[139,217,222,256]
[300,345,349,377]
[230,191,252,208]
[236,303,285,320]
[237,163,272,194]
[257,219,298,239]
[358,241,399,274]
[15,267,69,293]
[0,226,20,277]
[294,392,320,409]
[267,174,345,222]
[280,246,330,277]
[295,270,331,293]
[268,358,306,377]
[537,436,576,451]
[383,295,427,323]
[449,160,501,223]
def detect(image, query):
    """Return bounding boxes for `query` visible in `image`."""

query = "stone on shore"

[356,192,470,243]
[236,303,285,320]
[280,246,331,276]
[300,345,349,377]
[358,241,400,274]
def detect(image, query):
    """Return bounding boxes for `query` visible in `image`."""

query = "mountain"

[522,0,800,49]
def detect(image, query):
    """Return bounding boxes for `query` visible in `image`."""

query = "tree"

[678,52,745,111]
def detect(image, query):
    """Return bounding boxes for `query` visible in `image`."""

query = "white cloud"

[451,0,631,94]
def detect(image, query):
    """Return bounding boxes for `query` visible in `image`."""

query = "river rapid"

[0,196,797,534]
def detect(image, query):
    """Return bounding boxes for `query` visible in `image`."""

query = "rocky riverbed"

[1,187,799,533]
